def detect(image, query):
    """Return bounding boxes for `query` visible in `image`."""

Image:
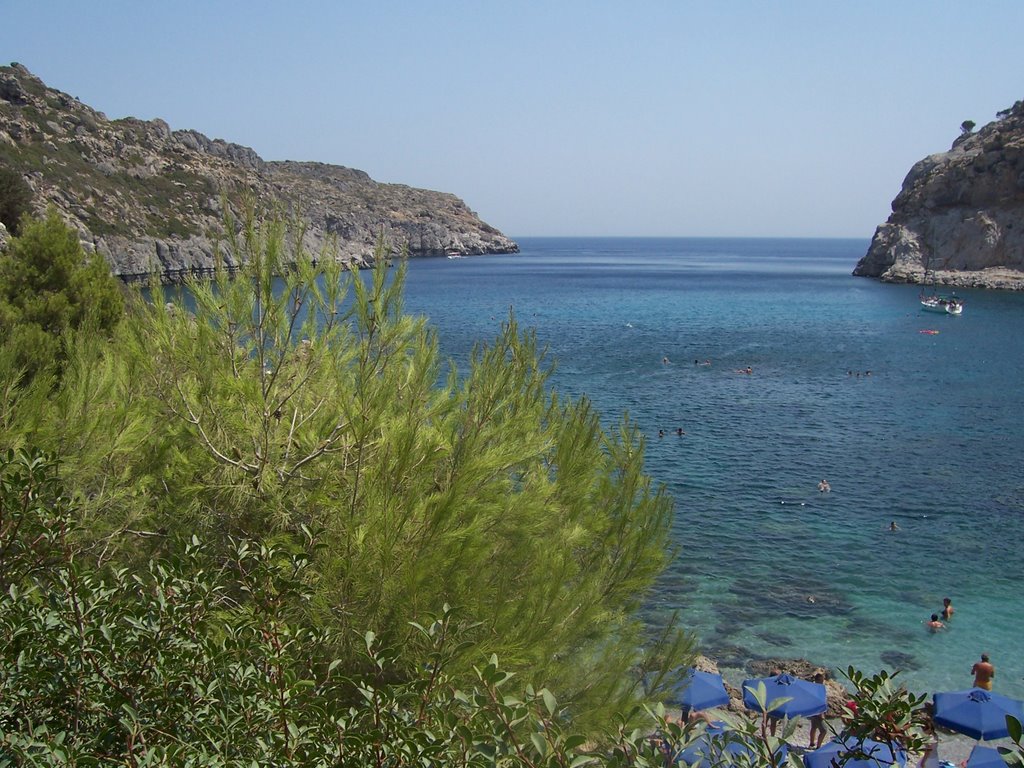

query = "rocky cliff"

[853,100,1024,289]
[0,63,518,280]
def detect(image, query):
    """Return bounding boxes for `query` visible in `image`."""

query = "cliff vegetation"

[0,63,518,281]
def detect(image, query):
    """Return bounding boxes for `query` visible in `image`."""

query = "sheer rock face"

[854,99,1024,290]
[0,63,518,280]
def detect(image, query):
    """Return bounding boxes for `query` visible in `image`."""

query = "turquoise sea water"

[398,237,1024,700]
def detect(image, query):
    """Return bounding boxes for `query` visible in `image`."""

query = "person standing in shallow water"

[972,654,995,690]
[941,597,954,620]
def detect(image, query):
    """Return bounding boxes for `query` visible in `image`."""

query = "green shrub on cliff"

[0,166,32,235]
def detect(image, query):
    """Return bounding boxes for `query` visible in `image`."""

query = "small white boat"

[446,250,462,260]
[920,294,963,315]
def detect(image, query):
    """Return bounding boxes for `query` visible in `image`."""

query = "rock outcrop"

[0,63,518,280]
[854,100,1024,290]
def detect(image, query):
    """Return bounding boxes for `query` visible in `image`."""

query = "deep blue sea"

[397,237,1024,700]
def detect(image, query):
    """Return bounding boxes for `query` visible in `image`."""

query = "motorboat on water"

[920,294,964,315]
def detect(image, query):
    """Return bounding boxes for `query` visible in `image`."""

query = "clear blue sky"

[3,1,1021,238]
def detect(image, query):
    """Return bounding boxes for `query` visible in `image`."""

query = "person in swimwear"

[808,671,828,750]
[925,614,945,632]
[972,654,995,690]
[941,597,954,620]
[817,479,831,493]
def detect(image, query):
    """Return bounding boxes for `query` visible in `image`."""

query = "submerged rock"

[879,649,921,671]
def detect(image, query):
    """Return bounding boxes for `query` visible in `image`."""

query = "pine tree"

[0,209,123,379]
[1,209,693,724]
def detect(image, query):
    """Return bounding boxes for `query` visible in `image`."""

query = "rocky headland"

[0,63,518,280]
[854,99,1024,290]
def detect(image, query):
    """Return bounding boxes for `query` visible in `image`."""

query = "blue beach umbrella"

[742,673,827,719]
[677,721,789,768]
[803,737,907,768]
[932,688,1024,740]
[679,668,730,712]
[965,744,1007,768]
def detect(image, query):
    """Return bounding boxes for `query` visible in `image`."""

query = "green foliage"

[0,208,693,727]
[652,685,800,768]
[0,209,124,379]
[960,119,976,136]
[1003,715,1024,768]
[0,166,32,235]
[838,667,929,756]
[0,449,676,766]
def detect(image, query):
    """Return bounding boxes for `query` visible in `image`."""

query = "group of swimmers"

[662,358,876,378]
[657,428,686,438]
[662,356,752,371]
[923,601,996,691]
[926,597,955,631]
[917,594,999,693]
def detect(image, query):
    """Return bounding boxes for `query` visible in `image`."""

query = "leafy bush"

[0,448,679,766]
[839,667,929,755]
[0,166,32,235]
[0,209,124,379]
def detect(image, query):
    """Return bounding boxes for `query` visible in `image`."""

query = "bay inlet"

[400,236,1024,700]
